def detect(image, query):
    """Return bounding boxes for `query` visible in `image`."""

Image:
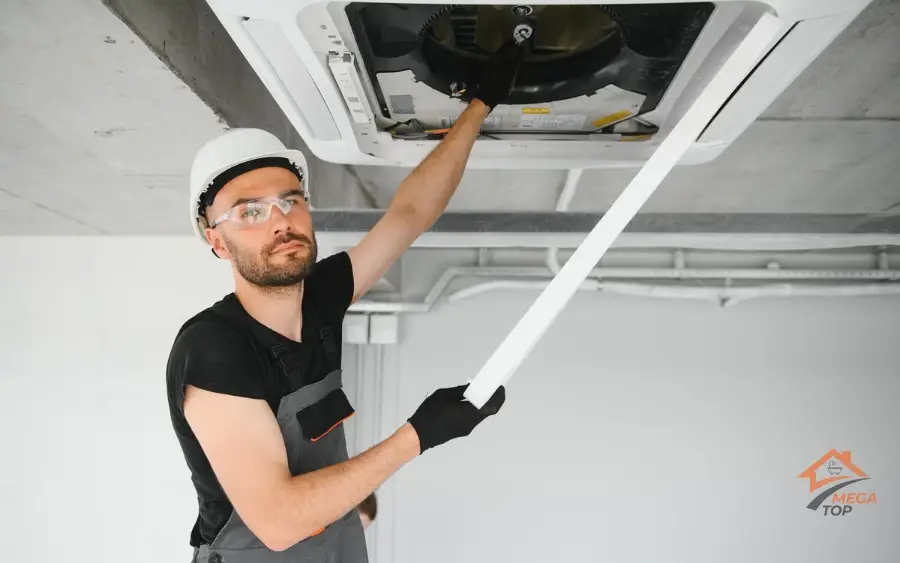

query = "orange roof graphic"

[798,449,867,492]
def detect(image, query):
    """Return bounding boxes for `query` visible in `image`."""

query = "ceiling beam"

[313,211,900,250]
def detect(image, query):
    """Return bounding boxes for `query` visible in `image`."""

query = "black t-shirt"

[165,251,354,547]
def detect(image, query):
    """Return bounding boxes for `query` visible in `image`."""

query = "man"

[357,493,377,531]
[166,41,526,563]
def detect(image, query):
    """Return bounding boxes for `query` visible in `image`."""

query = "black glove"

[471,38,528,110]
[407,384,506,454]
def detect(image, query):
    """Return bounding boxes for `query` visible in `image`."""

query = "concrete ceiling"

[1,0,898,236]
[0,0,225,235]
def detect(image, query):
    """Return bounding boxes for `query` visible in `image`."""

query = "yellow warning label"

[618,134,653,142]
[592,110,634,128]
[522,107,551,114]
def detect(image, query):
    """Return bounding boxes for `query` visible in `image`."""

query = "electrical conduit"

[546,168,583,274]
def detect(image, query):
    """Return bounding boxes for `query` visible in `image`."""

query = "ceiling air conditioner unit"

[205,0,871,169]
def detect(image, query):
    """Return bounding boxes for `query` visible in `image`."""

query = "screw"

[512,5,533,16]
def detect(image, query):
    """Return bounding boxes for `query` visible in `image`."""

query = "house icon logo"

[798,449,876,516]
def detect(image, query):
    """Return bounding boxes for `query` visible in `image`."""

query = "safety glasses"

[208,190,308,229]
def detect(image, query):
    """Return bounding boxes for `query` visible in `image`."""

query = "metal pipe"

[447,280,597,304]
[444,279,900,307]
[349,264,900,313]
[320,231,900,251]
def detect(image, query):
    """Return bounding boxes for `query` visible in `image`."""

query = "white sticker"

[519,114,586,130]
[442,115,502,129]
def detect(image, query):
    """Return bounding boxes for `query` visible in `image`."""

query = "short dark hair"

[358,492,377,520]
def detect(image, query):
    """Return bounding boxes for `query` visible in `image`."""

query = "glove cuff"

[406,415,434,455]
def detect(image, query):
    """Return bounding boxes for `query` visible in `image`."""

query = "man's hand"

[407,384,506,454]
[471,39,529,110]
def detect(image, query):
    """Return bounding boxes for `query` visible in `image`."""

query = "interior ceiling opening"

[346,2,714,122]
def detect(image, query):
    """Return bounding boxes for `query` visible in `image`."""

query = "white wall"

[0,237,232,562]
[0,236,392,563]
[2,238,898,563]
[375,285,900,563]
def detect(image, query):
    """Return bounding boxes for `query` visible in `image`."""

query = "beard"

[224,231,318,289]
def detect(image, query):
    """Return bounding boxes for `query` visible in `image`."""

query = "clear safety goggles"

[208,190,309,229]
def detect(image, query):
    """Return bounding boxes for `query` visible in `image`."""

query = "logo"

[513,23,533,45]
[798,449,876,516]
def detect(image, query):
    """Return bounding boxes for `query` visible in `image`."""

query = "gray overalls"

[192,299,368,563]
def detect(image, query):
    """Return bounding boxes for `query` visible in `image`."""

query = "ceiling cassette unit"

[205,0,871,169]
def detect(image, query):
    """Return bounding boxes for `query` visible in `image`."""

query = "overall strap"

[209,294,339,382]
[306,296,341,373]
[317,324,340,372]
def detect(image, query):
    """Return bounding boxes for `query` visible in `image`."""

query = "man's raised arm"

[347,40,528,303]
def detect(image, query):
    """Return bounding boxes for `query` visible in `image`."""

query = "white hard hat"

[188,128,310,242]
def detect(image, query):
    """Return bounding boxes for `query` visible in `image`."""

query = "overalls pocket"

[277,370,356,476]
[294,388,356,442]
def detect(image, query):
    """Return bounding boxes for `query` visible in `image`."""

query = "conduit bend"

[546,168,584,275]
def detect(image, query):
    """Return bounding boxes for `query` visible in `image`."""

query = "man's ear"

[205,229,230,260]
